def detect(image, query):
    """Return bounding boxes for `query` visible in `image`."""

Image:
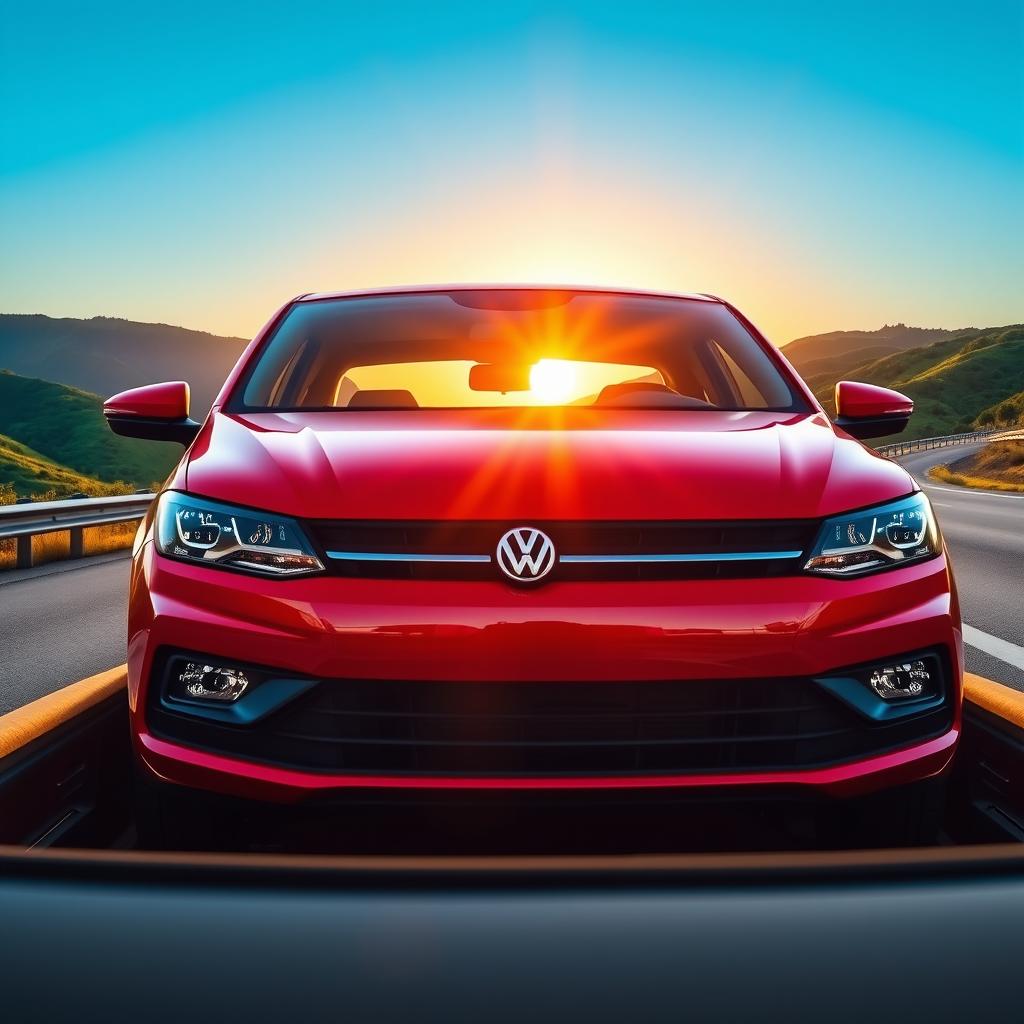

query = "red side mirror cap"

[834,381,913,440]
[104,382,200,445]
[104,381,191,420]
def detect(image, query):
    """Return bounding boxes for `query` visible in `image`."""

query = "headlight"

[804,493,940,577]
[155,492,324,577]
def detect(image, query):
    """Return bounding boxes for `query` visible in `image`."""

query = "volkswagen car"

[104,286,962,828]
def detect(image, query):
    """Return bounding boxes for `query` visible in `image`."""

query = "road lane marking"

[922,484,1024,500]
[930,500,1017,516]
[964,625,1024,672]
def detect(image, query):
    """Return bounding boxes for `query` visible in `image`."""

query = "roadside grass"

[928,441,1024,493]
[0,521,138,571]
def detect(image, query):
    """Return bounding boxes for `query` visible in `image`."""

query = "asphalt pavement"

[0,552,130,713]
[0,442,1021,714]
[897,443,1024,691]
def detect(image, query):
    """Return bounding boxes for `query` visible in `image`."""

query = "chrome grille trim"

[326,551,492,563]
[325,550,802,564]
[310,519,819,580]
[559,551,803,564]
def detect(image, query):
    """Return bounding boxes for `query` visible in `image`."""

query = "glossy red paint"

[118,287,962,803]
[182,408,913,522]
[835,380,914,419]
[104,380,191,420]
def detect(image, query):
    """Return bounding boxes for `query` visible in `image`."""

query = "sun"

[529,359,578,404]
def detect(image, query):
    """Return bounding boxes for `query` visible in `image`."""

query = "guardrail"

[0,493,155,569]
[875,428,1014,459]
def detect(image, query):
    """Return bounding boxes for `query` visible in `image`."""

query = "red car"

[105,287,961,825]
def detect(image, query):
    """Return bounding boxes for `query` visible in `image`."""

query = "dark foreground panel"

[1,686,1020,854]
[1,846,1023,1023]
[1,686,1023,1023]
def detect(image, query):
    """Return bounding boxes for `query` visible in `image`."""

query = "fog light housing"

[866,660,933,701]
[169,661,251,703]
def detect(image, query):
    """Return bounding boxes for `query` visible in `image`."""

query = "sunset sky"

[2,1,1021,345]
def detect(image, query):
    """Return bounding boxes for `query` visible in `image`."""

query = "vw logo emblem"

[495,527,557,583]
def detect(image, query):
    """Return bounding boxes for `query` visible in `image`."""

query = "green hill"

[810,325,1024,441]
[0,314,247,418]
[0,370,177,491]
[0,312,246,499]
[783,324,973,393]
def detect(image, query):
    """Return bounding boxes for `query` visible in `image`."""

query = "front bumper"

[128,542,963,802]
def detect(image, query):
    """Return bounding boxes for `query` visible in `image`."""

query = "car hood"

[181,409,914,522]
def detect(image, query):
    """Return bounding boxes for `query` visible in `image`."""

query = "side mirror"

[103,381,201,445]
[834,381,913,440]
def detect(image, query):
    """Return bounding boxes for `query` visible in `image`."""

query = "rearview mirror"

[103,381,201,445]
[469,362,532,393]
[834,381,913,440]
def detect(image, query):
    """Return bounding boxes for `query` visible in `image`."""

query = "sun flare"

[529,359,579,404]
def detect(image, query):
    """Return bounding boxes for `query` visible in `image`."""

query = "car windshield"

[237,290,801,411]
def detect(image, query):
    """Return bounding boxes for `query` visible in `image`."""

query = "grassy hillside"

[0,433,127,499]
[810,325,1024,441]
[0,371,177,490]
[0,314,247,417]
[975,390,1024,429]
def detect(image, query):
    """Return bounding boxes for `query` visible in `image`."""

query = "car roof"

[298,284,722,305]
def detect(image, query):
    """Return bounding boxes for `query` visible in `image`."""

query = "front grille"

[305,520,819,581]
[148,674,952,778]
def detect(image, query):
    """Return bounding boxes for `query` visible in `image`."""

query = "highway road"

[899,443,1024,692]
[0,552,131,714]
[1,442,1022,714]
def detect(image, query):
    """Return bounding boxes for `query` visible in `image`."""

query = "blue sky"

[1,1,1021,342]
